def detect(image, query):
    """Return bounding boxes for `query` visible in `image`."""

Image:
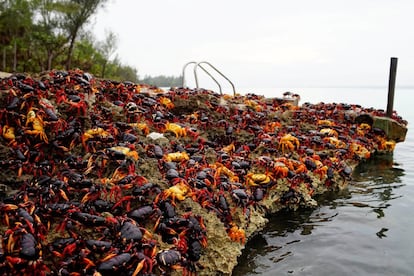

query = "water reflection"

[353,154,405,184]
[233,155,406,275]
[349,154,405,218]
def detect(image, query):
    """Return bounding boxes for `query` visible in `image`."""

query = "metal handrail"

[181,61,223,93]
[194,63,223,94]
[181,61,196,88]
[181,61,236,96]
[195,61,236,96]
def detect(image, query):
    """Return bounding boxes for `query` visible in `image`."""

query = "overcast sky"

[93,0,413,89]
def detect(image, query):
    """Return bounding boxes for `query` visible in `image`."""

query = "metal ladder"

[182,61,236,96]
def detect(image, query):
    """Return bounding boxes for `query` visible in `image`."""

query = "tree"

[72,35,101,72]
[0,0,33,71]
[0,0,141,82]
[98,29,117,78]
[31,0,68,70]
[115,64,139,83]
[102,56,139,83]
[61,0,108,70]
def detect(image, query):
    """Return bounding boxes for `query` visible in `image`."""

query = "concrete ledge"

[373,116,407,142]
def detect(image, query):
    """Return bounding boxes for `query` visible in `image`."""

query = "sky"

[93,0,414,89]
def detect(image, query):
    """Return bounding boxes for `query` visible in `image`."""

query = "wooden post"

[386,57,398,117]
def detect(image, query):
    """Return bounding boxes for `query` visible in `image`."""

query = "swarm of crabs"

[0,70,407,275]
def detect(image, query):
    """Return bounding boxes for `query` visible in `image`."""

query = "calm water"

[232,87,414,276]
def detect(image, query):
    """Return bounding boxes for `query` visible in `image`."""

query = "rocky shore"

[0,70,407,275]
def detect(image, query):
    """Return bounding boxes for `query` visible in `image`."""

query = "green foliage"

[60,0,109,69]
[0,0,33,43]
[114,65,139,83]
[0,0,175,84]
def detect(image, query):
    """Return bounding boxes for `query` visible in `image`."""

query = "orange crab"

[1,203,19,227]
[383,140,396,152]
[278,134,300,154]
[320,128,338,137]
[293,160,308,174]
[187,111,199,123]
[107,146,139,161]
[159,96,174,109]
[317,119,335,126]
[164,152,189,163]
[227,223,246,244]
[66,99,88,116]
[350,142,371,159]
[263,121,281,133]
[158,181,190,203]
[358,123,371,131]
[2,125,17,146]
[272,162,290,178]
[313,165,329,180]
[164,122,187,137]
[25,108,49,143]
[377,137,396,152]
[221,142,235,154]
[323,136,346,149]
[356,123,371,136]
[245,172,274,186]
[215,162,239,183]
[244,99,263,112]
[129,122,149,136]
[81,127,111,150]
